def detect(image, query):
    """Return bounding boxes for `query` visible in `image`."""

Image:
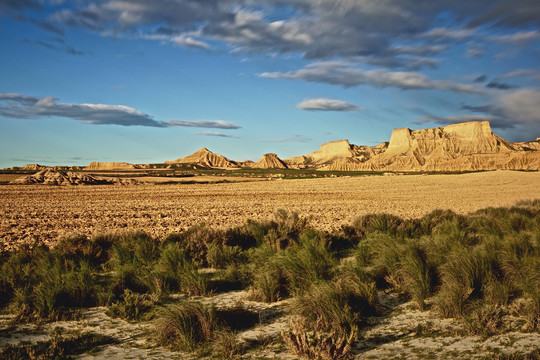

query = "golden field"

[1,170,539,249]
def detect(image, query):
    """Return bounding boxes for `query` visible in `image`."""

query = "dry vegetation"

[1,171,540,250]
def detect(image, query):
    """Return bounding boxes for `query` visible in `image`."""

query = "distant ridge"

[20,121,537,173]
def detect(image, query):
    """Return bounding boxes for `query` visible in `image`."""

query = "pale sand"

[1,170,539,248]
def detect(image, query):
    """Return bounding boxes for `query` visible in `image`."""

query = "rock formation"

[165,148,238,168]
[22,164,48,171]
[284,139,388,168]
[10,170,141,185]
[254,153,288,169]
[319,121,540,172]
[85,162,136,171]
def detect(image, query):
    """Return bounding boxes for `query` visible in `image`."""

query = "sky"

[1,0,540,168]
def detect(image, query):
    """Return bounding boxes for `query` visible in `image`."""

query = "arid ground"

[1,170,539,359]
[1,170,540,249]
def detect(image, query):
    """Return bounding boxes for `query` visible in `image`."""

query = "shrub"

[348,213,404,239]
[277,231,336,295]
[106,288,157,320]
[463,305,505,337]
[291,275,378,334]
[283,319,356,360]
[155,302,217,351]
[109,232,159,268]
[398,242,435,310]
[164,224,225,267]
[206,243,244,269]
[435,249,492,318]
[211,329,243,359]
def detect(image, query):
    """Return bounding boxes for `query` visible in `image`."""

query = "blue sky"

[1,0,540,167]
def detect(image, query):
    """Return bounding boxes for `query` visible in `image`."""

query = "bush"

[398,242,435,310]
[463,305,505,337]
[435,249,492,318]
[283,319,356,360]
[155,302,217,352]
[106,289,157,321]
[291,275,378,334]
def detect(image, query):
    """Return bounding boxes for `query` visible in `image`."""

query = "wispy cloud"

[500,68,539,78]
[297,98,362,111]
[165,120,241,129]
[491,30,540,45]
[196,131,241,138]
[466,44,485,58]
[263,135,311,143]
[0,93,242,130]
[0,93,163,126]
[261,62,486,94]
[22,38,89,55]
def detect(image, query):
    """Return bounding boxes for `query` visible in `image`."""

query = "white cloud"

[0,93,243,130]
[0,93,162,126]
[262,62,486,94]
[196,131,241,138]
[164,120,241,129]
[499,89,540,126]
[297,98,362,111]
[491,30,540,45]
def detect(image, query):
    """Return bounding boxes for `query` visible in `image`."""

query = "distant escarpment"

[319,121,540,172]
[165,147,238,168]
[113,121,539,172]
[85,162,136,171]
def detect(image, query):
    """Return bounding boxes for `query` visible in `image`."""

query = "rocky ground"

[1,170,540,250]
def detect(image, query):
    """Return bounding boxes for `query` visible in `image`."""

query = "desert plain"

[1,170,539,360]
[1,170,540,249]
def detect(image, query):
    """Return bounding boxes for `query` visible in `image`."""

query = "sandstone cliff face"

[285,140,357,166]
[165,148,238,168]
[22,164,48,171]
[254,153,288,169]
[322,121,540,172]
[85,162,136,170]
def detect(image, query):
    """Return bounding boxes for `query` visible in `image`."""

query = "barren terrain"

[1,170,540,249]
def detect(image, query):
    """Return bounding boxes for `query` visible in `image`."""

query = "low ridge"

[10,170,141,185]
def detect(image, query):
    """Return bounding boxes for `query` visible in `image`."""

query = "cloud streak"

[0,93,242,129]
[165,120,241,129]
[297,98,362,111]
[261,62,486,94]
[263,135,311,143]
[196,131,241,138]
